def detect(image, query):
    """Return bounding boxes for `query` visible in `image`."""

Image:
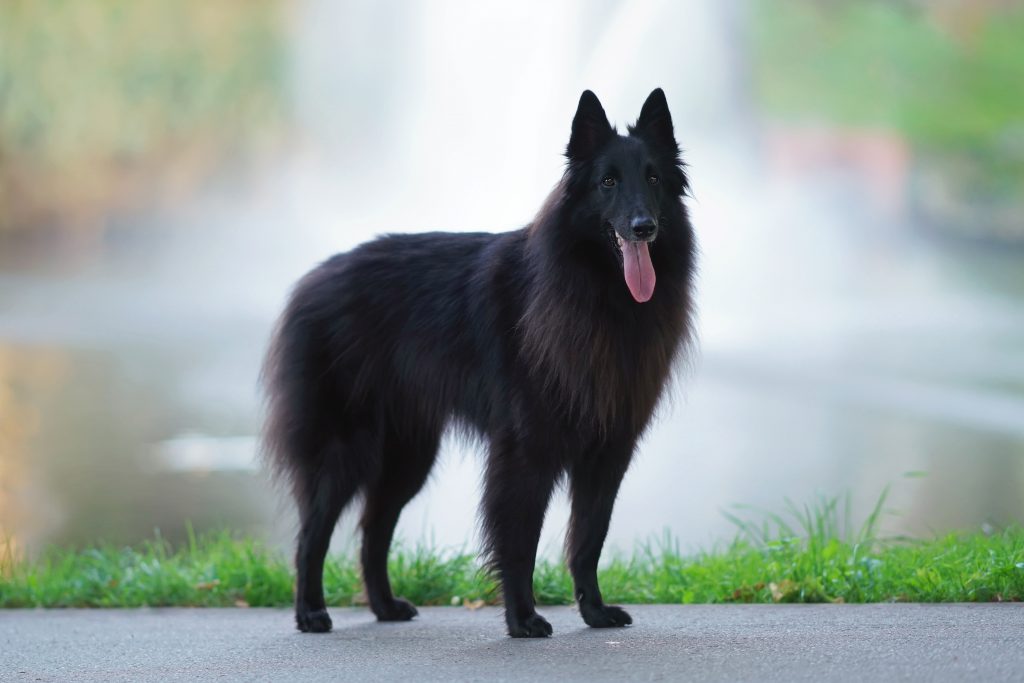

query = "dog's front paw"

[580,603,632,628]
[373,597,419,622]
[507,612,554,638]
[296,607,333,633]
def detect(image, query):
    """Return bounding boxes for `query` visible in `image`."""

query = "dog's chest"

[524,305,680,431]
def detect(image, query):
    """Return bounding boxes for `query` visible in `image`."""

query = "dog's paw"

[580,603,632,628]
[507,612,554,638]
[296,607,333,633]
[373,598,419,622]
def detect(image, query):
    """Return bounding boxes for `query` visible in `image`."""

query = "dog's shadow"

[302,609,640,655]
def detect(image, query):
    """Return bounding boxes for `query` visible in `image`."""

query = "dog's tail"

[260,290,307,498]
[259,268,343,508]
[261,256,376,518]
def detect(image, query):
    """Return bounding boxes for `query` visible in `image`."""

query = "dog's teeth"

[617,236,625,247]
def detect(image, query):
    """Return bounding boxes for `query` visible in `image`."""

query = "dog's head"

[564,89,687,303]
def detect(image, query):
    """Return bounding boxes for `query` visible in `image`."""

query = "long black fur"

[262,88,696,638]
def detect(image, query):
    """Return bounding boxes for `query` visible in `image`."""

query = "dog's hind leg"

[566,438,634,629]
[482,433,561,638]
[294,434,365,633]
[360,426,441,622]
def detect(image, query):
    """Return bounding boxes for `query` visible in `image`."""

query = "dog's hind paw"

[373,598,419,622]
[296,608,333,633]
[507,612,554,638]
[580,603,632,628]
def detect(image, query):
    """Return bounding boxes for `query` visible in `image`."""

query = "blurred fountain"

[1,0,1021,556]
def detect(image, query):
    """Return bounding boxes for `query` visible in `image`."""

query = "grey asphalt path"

[2,605,1023,682]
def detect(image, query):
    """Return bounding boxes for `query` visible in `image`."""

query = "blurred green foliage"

[752,1,1024,206]
[753,2,1024,146]
[0,0,289,236]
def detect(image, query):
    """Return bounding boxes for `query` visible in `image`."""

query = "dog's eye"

[601,176,616,188]
[648,175,659,185]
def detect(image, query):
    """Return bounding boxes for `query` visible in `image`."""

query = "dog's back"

[262,229,533,480]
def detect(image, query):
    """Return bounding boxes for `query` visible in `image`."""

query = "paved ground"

[2,604,1023,682]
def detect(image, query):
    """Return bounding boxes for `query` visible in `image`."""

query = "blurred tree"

[0,1,290,241]
[752,0,1024,239]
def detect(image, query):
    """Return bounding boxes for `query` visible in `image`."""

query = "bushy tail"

[259,289,332,507]
[259,304,302,493]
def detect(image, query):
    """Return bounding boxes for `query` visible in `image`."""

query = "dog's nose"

[630,216,658,240]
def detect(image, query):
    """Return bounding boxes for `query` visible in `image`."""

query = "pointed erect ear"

[566,90,613,161]
[634,88,676,149]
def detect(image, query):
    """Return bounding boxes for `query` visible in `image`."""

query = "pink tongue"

[623,241,656,303]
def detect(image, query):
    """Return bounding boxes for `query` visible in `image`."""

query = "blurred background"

[1,0,1022,560]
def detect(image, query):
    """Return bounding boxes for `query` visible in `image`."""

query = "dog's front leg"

[481,435,560,637]
[567,438,635,628]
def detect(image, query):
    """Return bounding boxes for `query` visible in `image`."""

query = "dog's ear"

[566,90,613,161]
[633,88,676,150]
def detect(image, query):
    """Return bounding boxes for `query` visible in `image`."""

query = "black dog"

[262,88,696,638]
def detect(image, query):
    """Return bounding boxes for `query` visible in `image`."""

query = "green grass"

[2,495,1023,608]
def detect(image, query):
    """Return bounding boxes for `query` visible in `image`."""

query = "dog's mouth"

[607,227,656,303]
